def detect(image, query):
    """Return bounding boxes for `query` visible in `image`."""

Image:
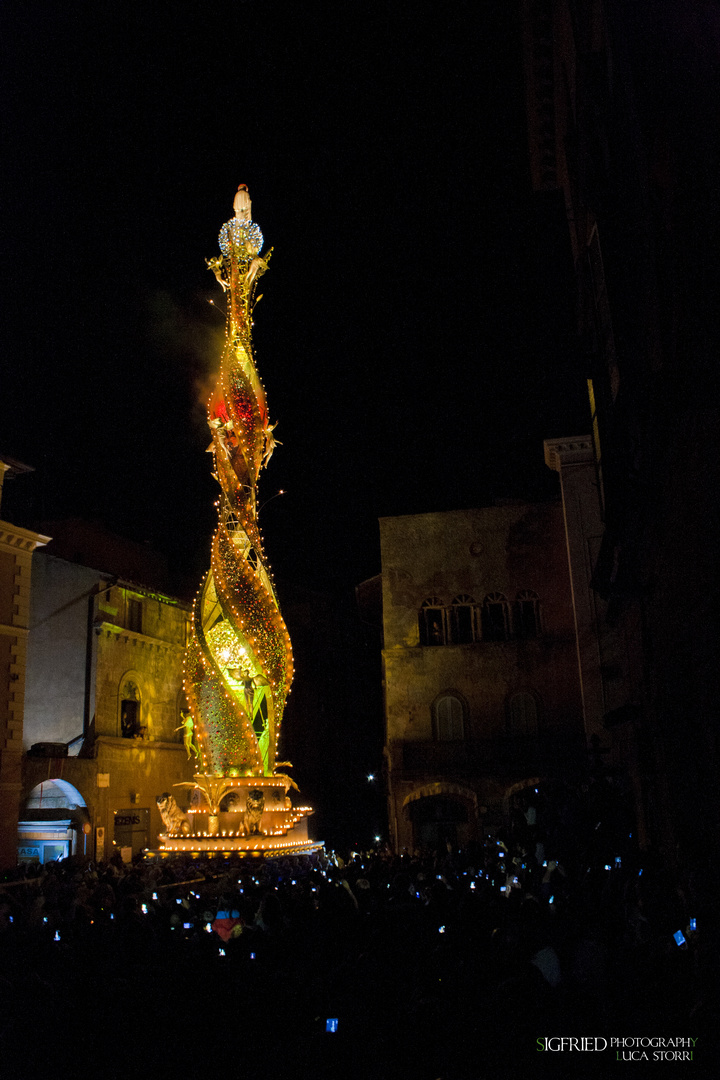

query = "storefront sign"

[18,846,41,861]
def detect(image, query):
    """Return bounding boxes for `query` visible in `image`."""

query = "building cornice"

[0,521,51,554]
[116,581,191,609]
[543,437,594,472]
[97,622,185,652]
[94,736,186,751]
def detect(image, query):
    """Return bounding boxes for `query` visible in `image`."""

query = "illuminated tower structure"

[160,186,318,856]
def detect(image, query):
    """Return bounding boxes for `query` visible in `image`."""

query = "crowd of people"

[1,783,717,1078]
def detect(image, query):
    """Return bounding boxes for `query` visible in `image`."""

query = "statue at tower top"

[209,184,269,302]
[219,183,263,260]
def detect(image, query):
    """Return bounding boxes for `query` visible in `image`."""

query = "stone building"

[522,0,720,868]
[0,456,49,868]
[17,527,193,866]
[379,503,585,852]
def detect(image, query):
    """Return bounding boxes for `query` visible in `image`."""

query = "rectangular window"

[482,603,509,641]
[449,605,475,644]
[419,607,446,646]
[435,696,464,741]
[514,600,540,639]
[127,598,143,634]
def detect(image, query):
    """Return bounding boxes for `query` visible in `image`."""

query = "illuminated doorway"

[19,780,88,863]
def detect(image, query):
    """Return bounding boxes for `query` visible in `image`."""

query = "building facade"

[0,456,49,868]
[380,504,586,852]
[18,547,193,866]
[523,0,720,869]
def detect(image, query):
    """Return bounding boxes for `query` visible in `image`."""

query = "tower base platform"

[155,775,321,858]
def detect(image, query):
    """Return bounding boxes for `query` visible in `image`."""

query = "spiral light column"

[160,187,317,857]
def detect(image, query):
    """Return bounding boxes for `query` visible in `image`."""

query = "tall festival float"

[157,186,319,856]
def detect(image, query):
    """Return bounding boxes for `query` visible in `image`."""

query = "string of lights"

[182,188,294,784]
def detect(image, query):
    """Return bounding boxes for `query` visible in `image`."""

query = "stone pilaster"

[0,522,50,868]
[544,438,606,742]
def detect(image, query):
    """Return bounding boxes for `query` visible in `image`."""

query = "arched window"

[514,590,541,639]
[419,597,446,646]
[120,681,143,739]
[481,593,510,641]
[433,694,465,741]
[508,692,539,737]
[449,595,477,644]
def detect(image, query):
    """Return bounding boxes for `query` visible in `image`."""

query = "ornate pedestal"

[156,776,321,858]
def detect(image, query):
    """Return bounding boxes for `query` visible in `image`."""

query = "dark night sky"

[1,0,589,593]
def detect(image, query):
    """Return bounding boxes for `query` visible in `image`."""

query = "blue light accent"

[326,1019,339,1033]
[219,219,263,259]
